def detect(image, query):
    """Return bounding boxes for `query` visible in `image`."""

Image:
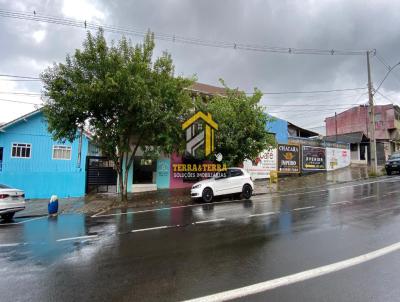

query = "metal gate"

[86,156,118,193]
[376,142,386,166]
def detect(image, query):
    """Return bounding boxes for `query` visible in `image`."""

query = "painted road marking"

[293,206,315,211]
[249,212,277,218]
[182,241,400,302]
[92,176,400,218]
[357,195,377,200]
[0,243,24,247]
[330,201,352,206]
[92,199,238,218]
[0,216,47,226]
[386,190,400,194]
[131,226,169,233]
[56,235,98,242]
[193,218,226,225]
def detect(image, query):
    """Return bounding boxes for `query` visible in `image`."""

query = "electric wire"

[0,74,40,80]
[0,9,371,56]
[0,98,42,105]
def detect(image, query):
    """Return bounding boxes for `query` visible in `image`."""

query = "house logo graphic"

[182,111,218,157]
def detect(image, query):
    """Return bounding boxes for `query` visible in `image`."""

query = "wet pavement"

[1,175,400,301]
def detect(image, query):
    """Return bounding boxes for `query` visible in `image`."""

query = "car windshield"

[390,154,400,160]
[0,184,11,189]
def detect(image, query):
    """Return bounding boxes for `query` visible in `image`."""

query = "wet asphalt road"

[2,176,400,301]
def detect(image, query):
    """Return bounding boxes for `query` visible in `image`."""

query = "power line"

[0,98,42,105]
[301,124,325,130]
[0,73,40,80]
[0,72,367,98]
[375,53,391,70]
[0,91,41,96]
[374,53,400,86]
[250,87,366,95]
[268,106,358,114]
[0,79,42,82]
[375,91,395,104]
[374,61,400,95]
[0,8,371,56]
[265,103,366,107]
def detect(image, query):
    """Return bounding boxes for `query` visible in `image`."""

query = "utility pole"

[335,112,338,142]
[367,50,377,173]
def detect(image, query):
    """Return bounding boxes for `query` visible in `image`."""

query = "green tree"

[41,29,193,201]
[195,81,275,166]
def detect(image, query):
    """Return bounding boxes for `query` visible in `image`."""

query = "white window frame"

[11,143,32,159]
[52,145,72,160]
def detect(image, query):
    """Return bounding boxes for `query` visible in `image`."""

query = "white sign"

[243,149,277,179]
[326,147,351,171]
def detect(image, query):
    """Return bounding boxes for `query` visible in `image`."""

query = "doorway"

[133,157,157,184]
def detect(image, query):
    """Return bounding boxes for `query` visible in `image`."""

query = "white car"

[0,184,26,221]
[191,168,254,202]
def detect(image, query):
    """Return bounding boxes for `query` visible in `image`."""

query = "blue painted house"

[0,110,94,199]
[266,115,289,144]
[266,115,318,144]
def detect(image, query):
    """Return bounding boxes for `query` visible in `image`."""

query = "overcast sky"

[0,0,399,134]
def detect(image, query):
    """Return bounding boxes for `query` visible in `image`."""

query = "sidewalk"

[18,166,373,217]
[255,165,371,195]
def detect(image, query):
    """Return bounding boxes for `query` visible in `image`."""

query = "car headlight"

[192,184,201,189]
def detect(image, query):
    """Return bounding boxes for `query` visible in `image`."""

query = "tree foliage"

[41,29,194,201]
[195,81,275,166]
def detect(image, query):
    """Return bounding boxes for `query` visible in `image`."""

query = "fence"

[243,140,351,179]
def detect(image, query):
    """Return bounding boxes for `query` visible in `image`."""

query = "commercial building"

[325,104,400,165]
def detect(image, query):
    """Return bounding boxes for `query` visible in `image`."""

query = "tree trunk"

[116,153,128,203]
[118,169,127,202]
[122,161,130,202]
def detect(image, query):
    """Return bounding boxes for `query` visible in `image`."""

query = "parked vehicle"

[385,153,400,175]
[191,168,254,202]
[0,184,25,221]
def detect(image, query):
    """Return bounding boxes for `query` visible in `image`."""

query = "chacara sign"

[277,144,300,173]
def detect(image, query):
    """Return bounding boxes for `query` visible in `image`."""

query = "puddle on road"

[0,214,105,264]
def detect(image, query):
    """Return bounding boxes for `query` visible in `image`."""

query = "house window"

[52,145,72,160]
[11,143,31,158]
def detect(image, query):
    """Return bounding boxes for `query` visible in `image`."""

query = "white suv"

[0,184,26,221]
[191,168,254,202]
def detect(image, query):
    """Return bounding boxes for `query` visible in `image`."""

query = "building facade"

[0,110,95,199]
[325,104,400,164]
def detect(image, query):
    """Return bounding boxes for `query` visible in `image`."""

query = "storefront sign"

[277,144,300,173]
[243,148,277,179]
[302,146,326,170]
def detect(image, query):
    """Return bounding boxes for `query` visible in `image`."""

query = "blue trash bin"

[48,195,59,215]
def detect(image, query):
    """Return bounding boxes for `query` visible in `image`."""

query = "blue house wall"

[266,116,288,144]
[0,111,89,199]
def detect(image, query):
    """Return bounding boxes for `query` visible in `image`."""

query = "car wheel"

[241,184,253,200]
[1,212,15,222]
[386,169,392,175]
[202,187,214,203]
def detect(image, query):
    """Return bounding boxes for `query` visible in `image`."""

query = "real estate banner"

[302,146,326,170]
[277,144,300,173]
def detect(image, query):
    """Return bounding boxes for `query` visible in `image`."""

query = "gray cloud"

[1,0,400,132]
